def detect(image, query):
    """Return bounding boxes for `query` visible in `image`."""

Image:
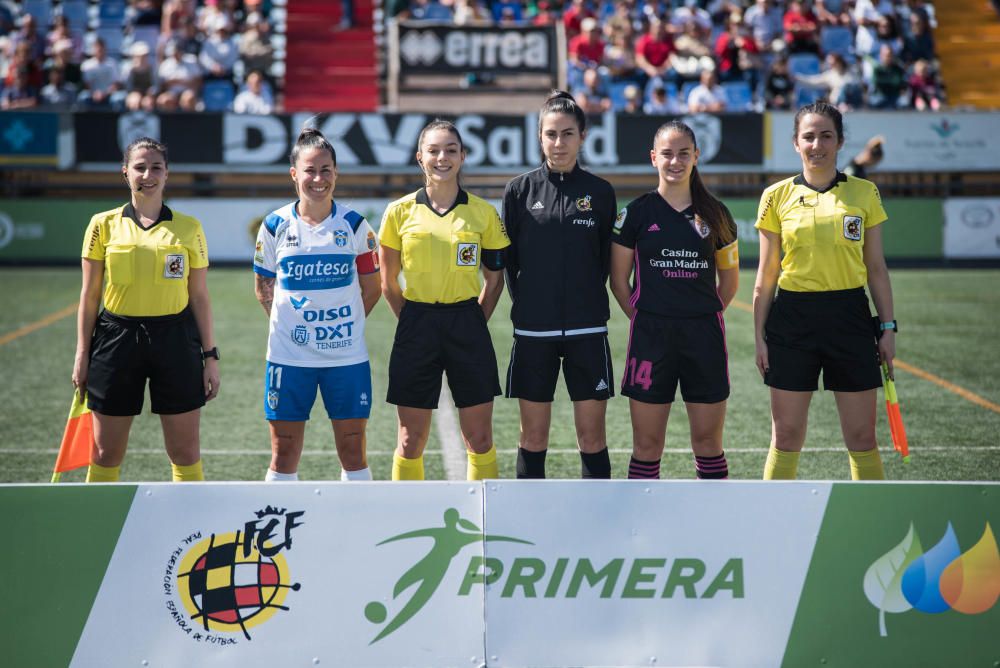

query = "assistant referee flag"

[52,389,93,482]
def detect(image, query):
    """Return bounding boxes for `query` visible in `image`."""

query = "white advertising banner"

[768,112,1000,172]
[943,198,1000,259]
[482,481,831,668]
[71,482,487,668]
[168,198,398,262]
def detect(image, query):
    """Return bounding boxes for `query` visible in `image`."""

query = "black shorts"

[386,298,501,409]
[764,287,881,392]
[505,335,614,402]
[621,310,729,404]
[87,308,206,416]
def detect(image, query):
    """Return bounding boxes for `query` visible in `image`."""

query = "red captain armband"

[356,250,379,274]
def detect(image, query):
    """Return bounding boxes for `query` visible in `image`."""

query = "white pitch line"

[13,446,1000,456]
[435,383,467,480]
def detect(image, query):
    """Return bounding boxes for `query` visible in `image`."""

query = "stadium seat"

[202,80,236,112]
[821,26,854,58]
[58,0,89,33]
[22,0,52,27]
[722,81,754,111]
[608,81,632,111]
[788,53,821,76]
[98,0,127,25]
[94,26,124,56]
[795,86,824,107]
[680,81,698,105]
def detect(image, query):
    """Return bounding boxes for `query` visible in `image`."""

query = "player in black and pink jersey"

[609,121,739,480]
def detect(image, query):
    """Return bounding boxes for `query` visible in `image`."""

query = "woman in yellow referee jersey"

[753,102,896,480]
[378,120,510,481]
[72,137,219,482]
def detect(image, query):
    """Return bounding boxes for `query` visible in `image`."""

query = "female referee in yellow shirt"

[753,102,896,480]
[379,120,510,481]
[72,137,219,482]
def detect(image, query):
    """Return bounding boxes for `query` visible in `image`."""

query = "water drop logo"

[863,522,1000,636]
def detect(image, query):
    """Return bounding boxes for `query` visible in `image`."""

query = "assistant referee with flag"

[72,137,219,482]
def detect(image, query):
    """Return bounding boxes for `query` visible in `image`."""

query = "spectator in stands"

[156,89,180,111]
[170,17,204,60]
[763,55,793,110]
[573,66,613,113]
[622,83,642,113]
[563,0,595,41]
[530,0,558,27]
[796,52,864,110]
[604,0,637,43]
[198,0,234,35]
[409,0,454,21]
[122,42,156,100]
[671,18,714,85]
[158,41,201,95]
[179,88,202,111]
[569,17,606,72]
[783,1,820,54]
[870,14,903,58]
[853,0,884,58]
[1,65,38,109]
[46,16,82,62]
[603,30,639,83]
[45,39,82,89]
[40,65,78,109]
[715,13,760,89]
[240,13,275,75]
[908,58,943,111]
[79,38,121,108]
[867,44,906,109]
[687,68,728,113]
[814,0,852,27]
[200,17,239,82]
[233,69,273,114]
[7,41,43,89]
[743,0,784,52]
[162,0,198,34]
[635,17,675,86]
[644,78,683,114]
[135,90,158,111]
[454,0,492,24]
[10,13,44,63]
[902,12,935,64]
[901,0,937,30]
[0,2,15,37]
[671,2,713,35]
[492,0,525,24]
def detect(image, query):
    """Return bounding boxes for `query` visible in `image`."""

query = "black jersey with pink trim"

[612,191,737,317]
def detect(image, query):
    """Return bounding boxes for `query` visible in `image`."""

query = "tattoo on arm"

[255,275,275,316]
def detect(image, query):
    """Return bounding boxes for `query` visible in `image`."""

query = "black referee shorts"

[621,310,729,404]
[764,287,882,393]
[87,308,206,416]
[386,298,501,410]
[505,335,614,402]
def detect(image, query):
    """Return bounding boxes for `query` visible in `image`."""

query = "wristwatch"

[202,347,221,361]
[879,320,898,332]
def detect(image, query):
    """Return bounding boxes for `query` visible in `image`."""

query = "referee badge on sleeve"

[164,254,185,278]
[843,215,863,241]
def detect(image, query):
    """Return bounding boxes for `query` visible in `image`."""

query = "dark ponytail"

[290,126,337,167]
[655,121,735,247]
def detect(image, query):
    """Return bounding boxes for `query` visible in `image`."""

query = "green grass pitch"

[1,268,998,482]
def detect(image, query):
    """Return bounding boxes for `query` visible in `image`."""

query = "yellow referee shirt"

[82,204,209,316]
[756,172,887,292]
[379,189,510,304]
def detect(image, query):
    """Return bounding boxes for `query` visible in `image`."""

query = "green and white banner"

[2,481,997,667]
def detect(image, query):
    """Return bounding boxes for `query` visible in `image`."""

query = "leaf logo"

[863,522,923,636]
[863,522,1000,637]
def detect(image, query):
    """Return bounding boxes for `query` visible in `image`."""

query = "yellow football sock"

[848,448,886,480]
[171,459,205,482]
[392,453,424,480]
[86,462,120,483]
[763,445,800,480]
[467,445,499,480]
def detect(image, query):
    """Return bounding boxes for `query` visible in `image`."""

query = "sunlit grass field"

[1,267,998,483]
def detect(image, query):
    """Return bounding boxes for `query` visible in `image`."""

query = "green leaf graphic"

[862,522,924,637]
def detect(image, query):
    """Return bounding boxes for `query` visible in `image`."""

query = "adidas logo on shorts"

[530,201,544,210]
[595,379,608,391]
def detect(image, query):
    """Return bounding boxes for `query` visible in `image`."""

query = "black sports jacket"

[502,162,617,339]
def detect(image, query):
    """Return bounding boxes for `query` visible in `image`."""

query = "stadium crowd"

[0,0,280,112]
[392,0,945,114]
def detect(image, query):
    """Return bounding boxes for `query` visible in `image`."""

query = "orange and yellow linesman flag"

[882,362,911,463]
[52,389,94,482]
